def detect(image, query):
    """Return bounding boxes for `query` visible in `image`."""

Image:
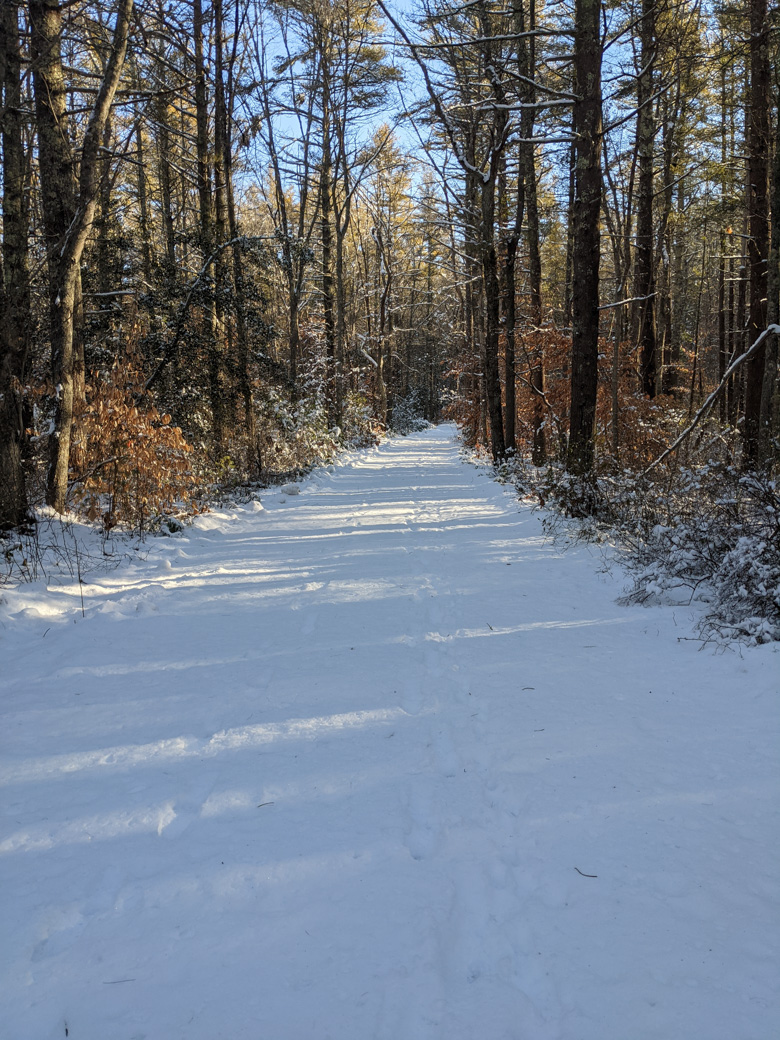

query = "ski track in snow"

[1,425,778,1040]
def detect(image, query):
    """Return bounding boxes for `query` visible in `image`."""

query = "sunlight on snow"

[421,616,636,641]
[0,803,177,854]
[0,706,414,789]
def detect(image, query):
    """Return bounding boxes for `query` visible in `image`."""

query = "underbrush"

[500,448,780,645]
[2,373,383,590]
[1,509,144,605]
[454,325,780,645]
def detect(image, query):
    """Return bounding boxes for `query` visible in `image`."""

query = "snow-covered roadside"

[1,425,778,1040]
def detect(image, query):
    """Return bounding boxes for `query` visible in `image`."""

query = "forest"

[0,0,778,637]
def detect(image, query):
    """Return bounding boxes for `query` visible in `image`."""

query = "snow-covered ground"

[1,425,778,1040]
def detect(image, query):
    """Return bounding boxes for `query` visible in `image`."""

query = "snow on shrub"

[390,391,430,435]
[502,451,780,645]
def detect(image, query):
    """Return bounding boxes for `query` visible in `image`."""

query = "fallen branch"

[642,324,780,477]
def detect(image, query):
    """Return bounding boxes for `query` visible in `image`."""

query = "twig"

[574,867,598,878]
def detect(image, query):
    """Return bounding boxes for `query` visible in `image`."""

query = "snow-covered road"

[1,426,778,1039]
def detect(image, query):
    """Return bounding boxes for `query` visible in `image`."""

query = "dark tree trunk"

[563,140,576,328]
[321,109,337,428]
[481,172,506,461]
[463,148,480,446]
[31,0,133,512]
[317,40,337,427]
[136,121,153,285]
[193,0,224,452]
[476,0,508,462]
[334,223,347,425]
[155,78,177,273]
[567,0,603,474]
[718,230,727,422]
[743,0,770,467]
[520,0,545,464]
[760,82,780,449]
[30,0,76,511]
[502,198,518,455]
[0,0,30,527]
[634,0,657,397]
[219,0,256,468]
[657,70,681,393]
[727,244,736,423]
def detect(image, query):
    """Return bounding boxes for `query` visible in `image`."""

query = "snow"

[1,425,778,1040]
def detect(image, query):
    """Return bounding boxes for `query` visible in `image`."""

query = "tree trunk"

[634,0,657,398]
[759,81,780,450]
[320,90,337,428]
[30,0,76,512]
[155,69,177,274]
[563,139,576,328]
[742,0,770,467]
[219,2,256,470]
[481,173,507,462]
[193,0,224,453]
[0,0,30,527]
[567,0,603,474]
[718,230,727,422]
[520,0,545,464]
[727,245,736,423]
[136,121,153,285]
[31,0,133,512]
[503,222,518,455]
[374,226,389,427]
[334,222,347,425]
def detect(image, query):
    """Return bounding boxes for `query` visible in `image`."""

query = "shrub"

[70,358,197,533]
[390,390,430,435]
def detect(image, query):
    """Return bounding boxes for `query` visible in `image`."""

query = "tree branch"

[642,325,780,476]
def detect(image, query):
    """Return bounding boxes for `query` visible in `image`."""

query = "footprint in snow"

[160,775,216,840]
[402,783,440,861]
[399,678,425,716]
[83,862,126,914]
[299,612,317,636]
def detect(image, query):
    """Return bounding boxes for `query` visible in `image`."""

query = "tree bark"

[759,81,780,450]
[481,168,507,462]
[517,0,545,464]
[634,0,657,397]
[0,0,30,527]
[742,0,770,467]
[567,0,603,474]
[193,0,225,453]
[320,99,337,427]
[31,0,134,512]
